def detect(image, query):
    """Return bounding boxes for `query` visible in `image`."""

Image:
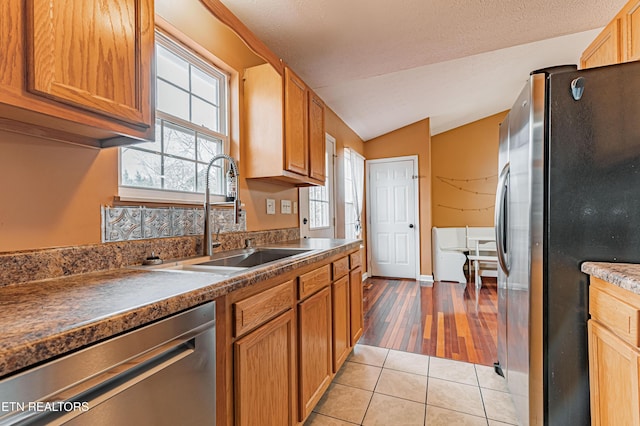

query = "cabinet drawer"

[333,257,349,280]
[298,265,331,300]
[590,278,640,347]
[349,252,362,270]
[234,280,294,337]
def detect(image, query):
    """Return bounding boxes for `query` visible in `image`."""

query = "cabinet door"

[588,320,640,426]
[298,286,332,421]
[26,0,153,128]
[235,310,295,426]
[622,0,640,62]
[580,18,622,68]
[284,67,308,177]
[332,276,351,372]
[308,91,326,183]
[350,267,364,345]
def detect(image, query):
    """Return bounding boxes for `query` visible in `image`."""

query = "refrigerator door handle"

[495,162,510,275]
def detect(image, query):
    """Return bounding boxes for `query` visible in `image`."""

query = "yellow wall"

[364,118,432,276]
[431,111,507,227]
[0,132,118,250]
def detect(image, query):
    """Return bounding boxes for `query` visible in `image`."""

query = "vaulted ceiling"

[220,0,626,139]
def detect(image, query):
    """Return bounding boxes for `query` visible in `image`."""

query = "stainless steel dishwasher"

[0,302,216,426]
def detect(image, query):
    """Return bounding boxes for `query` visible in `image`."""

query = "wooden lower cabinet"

[224,250,364,425]
[587,276,640,426]
[350,267,364,345]
[588,320,640,426]
[298,286,333,421]
[332,275,351,372]
[234,310,295,426]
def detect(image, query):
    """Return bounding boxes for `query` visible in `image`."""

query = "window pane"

[191,96,219,131]
[164,122,196,160]
[121,148,162,189]
[134,120,163,153]
[197,134,222,163]
[191,67,218,104]
[164,157,196,192]
[157,80,190,121]
[197,163,222,194]
[157,45,189,90]
[345,179,353,203]
[120,34,228,199]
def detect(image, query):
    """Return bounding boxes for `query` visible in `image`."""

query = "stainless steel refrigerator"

[494,61,640,426]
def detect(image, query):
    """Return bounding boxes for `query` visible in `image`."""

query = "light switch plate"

[266,198,276,215]
[293,201,298,214]
[281,199,292,214]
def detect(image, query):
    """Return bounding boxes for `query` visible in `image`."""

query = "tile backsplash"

[0,225,300,288]
[102,205,246,242]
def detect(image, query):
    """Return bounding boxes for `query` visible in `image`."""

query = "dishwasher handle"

[1,328,204,426]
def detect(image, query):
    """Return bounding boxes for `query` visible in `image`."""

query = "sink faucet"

[204,154,240,256]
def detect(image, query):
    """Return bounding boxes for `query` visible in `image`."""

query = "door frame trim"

[365,155,421,280]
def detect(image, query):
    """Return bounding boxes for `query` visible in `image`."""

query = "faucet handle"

[244,238,255,248]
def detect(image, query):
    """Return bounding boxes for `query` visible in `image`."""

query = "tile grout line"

[359,348,390,425]
[424,355,430,426]
[474,364,491,425]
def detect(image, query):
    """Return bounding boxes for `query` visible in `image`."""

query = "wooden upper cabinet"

[308,90,326,184]
[580,18,621,69]
[0,0,154,147]
[581,0,640,68]
[284,67,309,177]
[622,0,640,62]
[243,63,326,186]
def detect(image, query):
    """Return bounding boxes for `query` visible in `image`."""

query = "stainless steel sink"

[195,248,311,268]
[138,247,313,275]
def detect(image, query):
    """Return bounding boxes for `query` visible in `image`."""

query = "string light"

[435,176,496,196]
[437,204,494,212]
[436,174,497,182]
[435,174,497,211]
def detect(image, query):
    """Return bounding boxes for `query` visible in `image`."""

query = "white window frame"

[344,147,365,239]
[118,30,230,204]
[308,152,331,230]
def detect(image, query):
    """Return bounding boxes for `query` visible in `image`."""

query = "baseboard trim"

[362,272,369,281]
[418,274,434,283]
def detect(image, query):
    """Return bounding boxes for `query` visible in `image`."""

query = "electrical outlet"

[293,201,298,214]
[281,199,292,214]
[266,198,276,215]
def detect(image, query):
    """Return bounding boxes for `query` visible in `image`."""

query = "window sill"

[113,196,235,209]
[116,186,229,207]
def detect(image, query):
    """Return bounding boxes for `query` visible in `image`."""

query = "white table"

[466,236,498,289]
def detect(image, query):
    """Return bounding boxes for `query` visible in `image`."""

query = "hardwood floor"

[359,277,498,366]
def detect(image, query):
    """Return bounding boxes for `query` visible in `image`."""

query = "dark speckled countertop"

[0,238,360,378]
[582,262,640,295]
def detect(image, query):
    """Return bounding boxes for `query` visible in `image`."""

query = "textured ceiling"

[220,0,627,139]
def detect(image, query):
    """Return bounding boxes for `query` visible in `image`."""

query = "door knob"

[409,224,414,228]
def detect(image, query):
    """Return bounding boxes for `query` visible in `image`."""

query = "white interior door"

[367,156,419,279]
[300,134,336,238]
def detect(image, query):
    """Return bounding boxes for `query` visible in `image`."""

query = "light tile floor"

[306,344,520,426]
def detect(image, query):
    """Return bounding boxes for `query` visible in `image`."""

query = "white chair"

[466,226,498,289]
[432,227,467,283]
